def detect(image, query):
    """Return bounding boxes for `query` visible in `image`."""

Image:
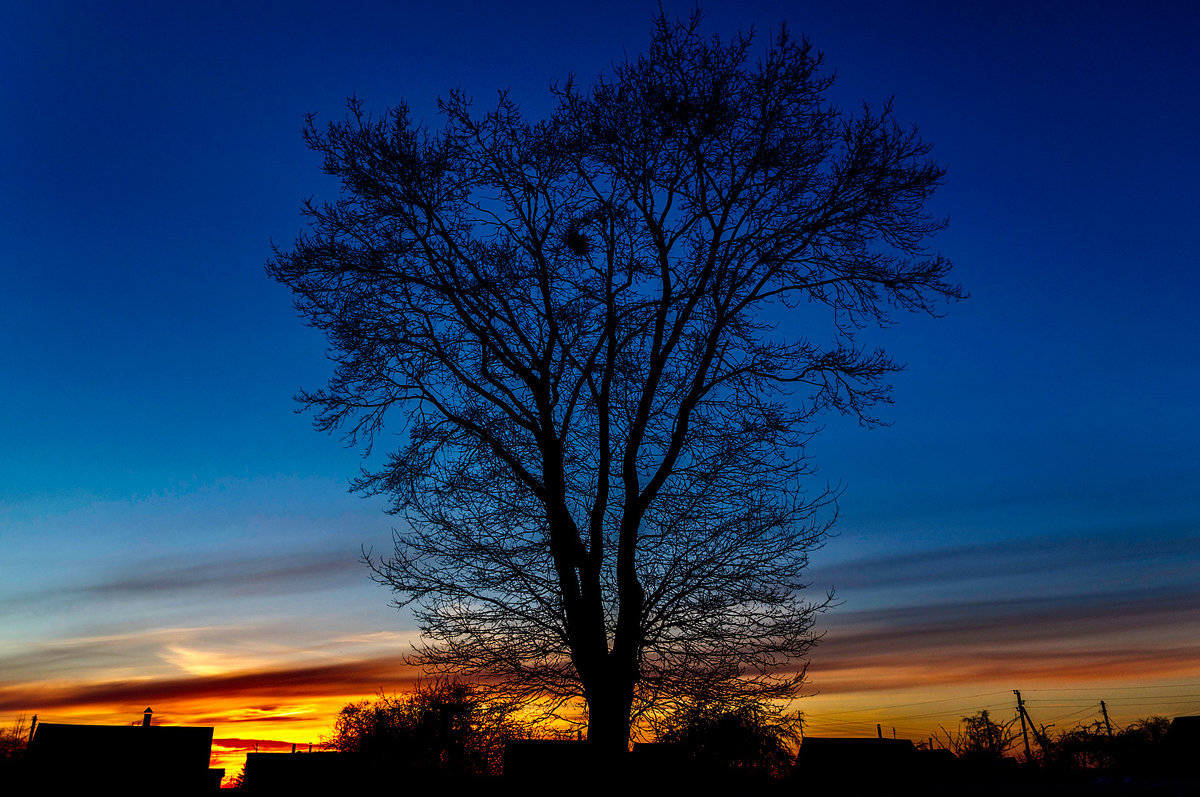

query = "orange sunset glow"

[9,618,1199,785]
[5,0,1200,791]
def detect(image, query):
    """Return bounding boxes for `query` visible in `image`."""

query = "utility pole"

[1100,701,1113,738]
[1014,690,1033,762]
[877,723,883,739]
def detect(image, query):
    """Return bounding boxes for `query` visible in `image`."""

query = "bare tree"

[269,11,961,755]
[935,710,1020,762]
[0,714,29,761]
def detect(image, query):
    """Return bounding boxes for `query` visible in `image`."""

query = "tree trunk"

[586,678,634,760]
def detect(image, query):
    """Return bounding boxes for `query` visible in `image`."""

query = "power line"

[1041,706,1099,725]
[804,691,1012,713]
[1022,683,1200,692]
[798,684,1200,741]
[1101,697,1200,706]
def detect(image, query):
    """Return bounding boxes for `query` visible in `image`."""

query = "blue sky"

[2,0,1198,761]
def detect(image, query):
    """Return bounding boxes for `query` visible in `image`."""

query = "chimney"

[28,715,37,744]
[142,708,153,727]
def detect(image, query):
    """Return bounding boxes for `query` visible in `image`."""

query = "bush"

[654,700,800,778]
[1044,715,1170,775]
[323,679,525,776]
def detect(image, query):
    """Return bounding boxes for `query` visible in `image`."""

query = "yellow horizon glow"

[9,664,1200,788]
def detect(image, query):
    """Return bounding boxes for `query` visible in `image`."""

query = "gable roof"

[28,722,215,771]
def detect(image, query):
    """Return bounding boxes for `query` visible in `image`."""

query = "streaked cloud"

[808,522,1197,593]
[825,584,1200,649]
[804,580,1200,697]
[2,548,364,614]
[0,653,422,713]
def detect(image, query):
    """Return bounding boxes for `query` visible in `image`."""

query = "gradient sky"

[3,0,1198,781]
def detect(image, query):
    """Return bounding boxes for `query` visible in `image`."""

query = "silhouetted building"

[630,740,687,772]
[25,708,223,793]
[1167,715,1200,777]
[503,739,605,784]
[795,737,925,794]
[1167,716,1200,745]
[242,751,354,794]
[243,748,505,793]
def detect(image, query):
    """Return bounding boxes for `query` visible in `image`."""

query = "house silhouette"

[25,708,223,793]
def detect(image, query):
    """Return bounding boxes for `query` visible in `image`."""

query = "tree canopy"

[269,10,961,752]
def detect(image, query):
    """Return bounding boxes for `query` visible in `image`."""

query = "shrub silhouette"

[323,680,523,776]
[655,700,799,778]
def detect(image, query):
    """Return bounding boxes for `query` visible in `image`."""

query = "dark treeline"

[929,708,1183,777]
[222,686,1198,795]
[3,696,1197,794]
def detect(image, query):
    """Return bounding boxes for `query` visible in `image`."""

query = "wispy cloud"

[0,654,422,713]
[0,623,422,691]
[214,738,298,752]
[1,547,365,614]
[804,581,1200,695]
[826,583,1200,646]
[808,645,1200,696]
[808,522,1197,593]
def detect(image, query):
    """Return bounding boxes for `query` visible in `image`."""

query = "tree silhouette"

[655,699,800,778]
[323,680,523,776]
[0,714,29,762]
[269,10,961,754]
[936,710,1019,763]
[1051,716,1171,775]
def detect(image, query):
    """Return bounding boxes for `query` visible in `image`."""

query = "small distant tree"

[1110,716,1170,775]
[655,699,800,778]
[1051,715,1170,775]
[226,764,246,790]
[936,710,1018,763]
[0,715,29,760]
[0,715,30,784]
[1053,720,1111,771]
[1117,716,1170,745]
[323,679,524,776]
